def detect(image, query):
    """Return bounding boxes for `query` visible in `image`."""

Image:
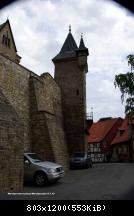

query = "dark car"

[70,152,92,169]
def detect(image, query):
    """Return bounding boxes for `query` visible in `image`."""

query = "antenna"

[91,107,93,120]
[69,25,71,33]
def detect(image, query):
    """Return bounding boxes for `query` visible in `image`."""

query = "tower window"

[76,89,79,95]
[119,129,124,136]
[2,33,10,48]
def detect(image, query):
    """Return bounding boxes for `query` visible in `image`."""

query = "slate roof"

[61,32,78,52]
[78,36,89,56]
[88,118,120,143]
[52,27,89,61]
[52,32,78,61]
[79,37,86,49]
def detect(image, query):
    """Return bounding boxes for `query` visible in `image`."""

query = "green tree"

[114,54,134,115]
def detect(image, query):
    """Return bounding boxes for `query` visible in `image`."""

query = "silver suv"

[24,153,64,186]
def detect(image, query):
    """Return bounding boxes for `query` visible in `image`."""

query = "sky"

[0,0,134,122]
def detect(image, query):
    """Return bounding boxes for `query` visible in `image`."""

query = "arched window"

[2,33,10,48]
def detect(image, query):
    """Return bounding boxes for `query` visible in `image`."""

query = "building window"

[2,35,5,44]
[119,129,124,136]
[2,32,10,48]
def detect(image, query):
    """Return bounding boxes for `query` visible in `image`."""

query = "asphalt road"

[1,163,134,200]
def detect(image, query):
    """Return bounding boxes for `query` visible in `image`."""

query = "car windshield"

[73,153,85,157]
[27,153,44,162]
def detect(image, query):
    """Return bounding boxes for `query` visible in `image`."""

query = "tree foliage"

[114,54,134,115]
[127,54,134,72]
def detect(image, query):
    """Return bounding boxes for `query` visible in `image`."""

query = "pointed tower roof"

[52,25,78,62]
[60,26,78,53]
[79,34,86,49]
[78,34,89,56]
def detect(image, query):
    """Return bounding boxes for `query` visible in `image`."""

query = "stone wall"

[0,54,31,151]
[54,59,87,155]
[0,88,23,192]
[30,73,69,171]
[0,54,69,192]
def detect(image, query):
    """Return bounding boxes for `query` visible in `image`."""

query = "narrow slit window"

[5,37,8,45]
[2,35,5,44]
[2,32,10,48]
[8,39,10,47]
[76,89,79,95]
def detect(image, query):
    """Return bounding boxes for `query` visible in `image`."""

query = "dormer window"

[2,32,10,48]
[119,129,125,136]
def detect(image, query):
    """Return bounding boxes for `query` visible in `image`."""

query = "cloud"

[0,0,133,121]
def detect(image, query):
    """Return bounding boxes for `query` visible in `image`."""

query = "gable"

[0,19,17,52]
[0,19,21,63]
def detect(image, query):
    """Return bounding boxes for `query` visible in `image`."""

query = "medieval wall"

[0,88,23,192]
[0,54,31,151]
[0,53,69,192]
[30,73,69,171]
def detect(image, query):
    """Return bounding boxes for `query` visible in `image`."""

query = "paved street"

[1,163,134,200]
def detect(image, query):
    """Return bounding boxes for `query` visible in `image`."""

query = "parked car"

[24,153,64,186]
[70,152,92,169]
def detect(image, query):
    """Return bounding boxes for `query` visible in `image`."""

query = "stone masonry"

[0,88,23,192]
[53,29,89,156]
[0,19,21,63]
[0,54,69,191]
[0,54,31,151]
[29,73,69,171]
[0,20,88,191]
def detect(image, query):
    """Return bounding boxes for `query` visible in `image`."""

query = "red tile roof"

[88,118,119,143]
[111,118,131,145]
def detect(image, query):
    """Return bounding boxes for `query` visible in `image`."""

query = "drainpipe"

[129,115,133,162]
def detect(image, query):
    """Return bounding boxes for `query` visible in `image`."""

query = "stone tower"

[52,27,89,156]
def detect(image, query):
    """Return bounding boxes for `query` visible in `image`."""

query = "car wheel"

[34,171,48,186]
[85,163,89,169]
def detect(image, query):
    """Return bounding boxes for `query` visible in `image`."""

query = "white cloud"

[0,0,133,121]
